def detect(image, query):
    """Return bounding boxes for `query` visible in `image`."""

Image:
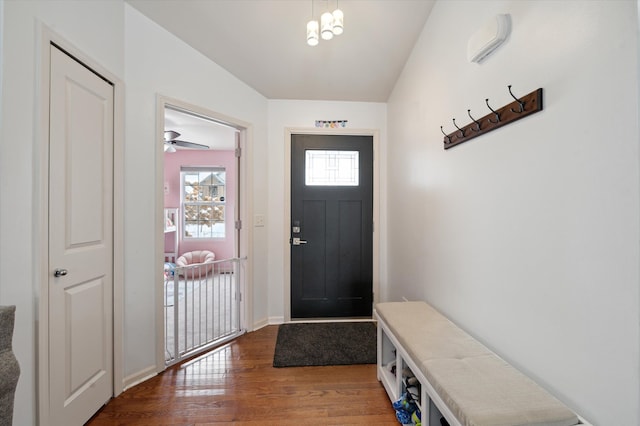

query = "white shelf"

[377,322,399,401]
[379,362,398,402]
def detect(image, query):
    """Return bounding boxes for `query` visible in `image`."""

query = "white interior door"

[48,44,114,425]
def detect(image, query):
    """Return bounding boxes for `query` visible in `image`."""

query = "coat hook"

[508,85,525,113]
[440,126,451,144]
[452,118,465,138]
[467,109,481,132]
[485,98,500,123]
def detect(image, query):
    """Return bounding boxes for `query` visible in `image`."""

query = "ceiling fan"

[164,130,209,151]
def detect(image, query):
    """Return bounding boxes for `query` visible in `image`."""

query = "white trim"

[155,96,254,373]
[252,317,272,330]
[268,316,285,325]
[36,23,125,425]
[283,128,381,321]
[288,318,375,323]
[122,366,158,392]
[112,54,126,400]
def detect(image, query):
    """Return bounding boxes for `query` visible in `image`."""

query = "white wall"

[386,1,639,425]
[4,0,636,424]
[0,3,269,423]
[123,4,269,377]
[0,1,125,424]
[266,100,388,322]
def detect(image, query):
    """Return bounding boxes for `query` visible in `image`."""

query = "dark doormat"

[273,322,377,367]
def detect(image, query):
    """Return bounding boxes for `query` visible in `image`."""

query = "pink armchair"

[175,250,216,278]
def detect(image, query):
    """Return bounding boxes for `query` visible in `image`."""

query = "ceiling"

[126,0,436,102]
[164,106,238,151]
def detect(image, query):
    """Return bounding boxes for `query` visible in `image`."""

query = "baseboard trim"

[253,316,372,329]
[251,317,269,330]
[252,316,283,330]
[123,365,157,392]
[268,316,284,325]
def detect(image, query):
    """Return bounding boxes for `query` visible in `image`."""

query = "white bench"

[375,301,591,426]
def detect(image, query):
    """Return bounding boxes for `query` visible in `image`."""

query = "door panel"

[66,278,108,405]
[301,200,327,300]
[291,134,373,318]
[49,44,114,425]
[338,200,362,299]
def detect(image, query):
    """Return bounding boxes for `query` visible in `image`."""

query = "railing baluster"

[173,272,179,363]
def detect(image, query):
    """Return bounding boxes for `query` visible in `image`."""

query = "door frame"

[155,96,254,372]
[36,25,125,424]
[284,128,380,322]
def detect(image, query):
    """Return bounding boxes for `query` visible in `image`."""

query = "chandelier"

[306,0,343,46]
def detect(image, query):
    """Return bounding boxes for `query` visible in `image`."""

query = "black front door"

[291,134,373,318]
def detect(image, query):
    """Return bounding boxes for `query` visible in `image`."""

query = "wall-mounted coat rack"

[441,86,543,150]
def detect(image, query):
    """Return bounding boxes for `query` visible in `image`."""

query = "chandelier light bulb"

[332,9,343,35]
[307,20,319,46]
[321,12,334,40]
[306,1,343,46]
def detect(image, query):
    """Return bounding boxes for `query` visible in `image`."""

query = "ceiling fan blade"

[173,139,209,150]
[164,130,180,142]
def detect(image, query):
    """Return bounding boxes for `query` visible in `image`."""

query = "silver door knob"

[292,237,307,246]
[54,269,68,277]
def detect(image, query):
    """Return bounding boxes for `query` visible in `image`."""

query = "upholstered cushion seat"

[375,302,580,426]
[0,305,19,425]
[175,250,215,277]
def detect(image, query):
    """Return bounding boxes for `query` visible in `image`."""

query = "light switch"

[254,214,265,227]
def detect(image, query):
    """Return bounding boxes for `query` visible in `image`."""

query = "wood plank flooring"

[87,325,397,425]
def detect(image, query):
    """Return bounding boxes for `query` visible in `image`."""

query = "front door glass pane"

[305,150,359,186]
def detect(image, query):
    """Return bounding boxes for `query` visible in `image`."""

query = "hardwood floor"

[87,325,397,425]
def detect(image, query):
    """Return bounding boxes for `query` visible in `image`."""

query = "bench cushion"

[376,301,490,362]
[376,301,580,426]
[424,355,580,426]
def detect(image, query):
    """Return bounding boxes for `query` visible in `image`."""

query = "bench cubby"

[377,309,446,425]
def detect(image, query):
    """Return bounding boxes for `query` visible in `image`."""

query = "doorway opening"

[156,98,252,368]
